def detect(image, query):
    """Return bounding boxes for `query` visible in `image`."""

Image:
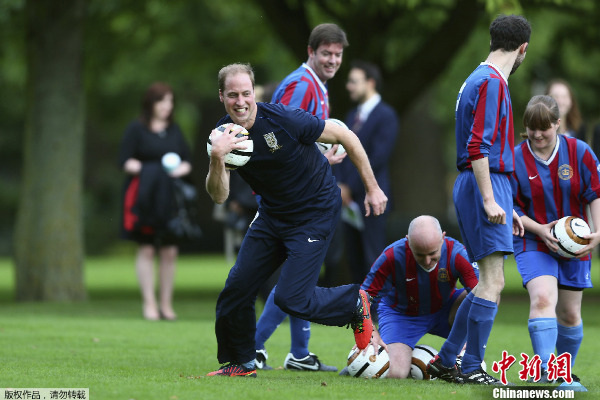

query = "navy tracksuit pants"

[215,202,360,364]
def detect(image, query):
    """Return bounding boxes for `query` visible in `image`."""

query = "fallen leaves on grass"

[181,374,203,379]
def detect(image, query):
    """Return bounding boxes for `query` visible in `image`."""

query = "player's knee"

[556,308,581,326]
[530,293,555,313]
[138,244,156,258]
[493,275,505,294]
[273,291,306,316]
[386,363,410,379]
[478,280,504,299]
[159,245,178,262]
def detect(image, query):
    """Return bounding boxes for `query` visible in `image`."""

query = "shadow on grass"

[0,287,224,305]
[88,287,223,301]
[1,283,600,302]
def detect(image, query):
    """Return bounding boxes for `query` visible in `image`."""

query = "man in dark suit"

[336,60,399,284]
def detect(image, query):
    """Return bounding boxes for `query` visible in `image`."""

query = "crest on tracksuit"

[263,132,282,153]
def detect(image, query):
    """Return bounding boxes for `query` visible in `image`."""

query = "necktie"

[352,108,363,132]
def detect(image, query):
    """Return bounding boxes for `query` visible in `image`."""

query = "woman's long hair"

[140,82,174,127]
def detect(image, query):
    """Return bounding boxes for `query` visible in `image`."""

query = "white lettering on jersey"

[456,81,467,114]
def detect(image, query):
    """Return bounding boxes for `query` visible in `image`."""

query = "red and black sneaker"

[206,363,257,377]
[350,289,373,350]
[427,354,458,382]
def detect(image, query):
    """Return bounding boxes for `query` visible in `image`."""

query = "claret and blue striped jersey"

[455,63,515,173]
[361,237,479,316]
[271,63,329,119]
[512,135,600,258]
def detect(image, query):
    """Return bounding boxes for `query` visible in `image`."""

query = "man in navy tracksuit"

[206,63,387,377]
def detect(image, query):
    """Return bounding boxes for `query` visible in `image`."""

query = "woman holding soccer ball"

[118,82,192,321]
[511,95,600,390]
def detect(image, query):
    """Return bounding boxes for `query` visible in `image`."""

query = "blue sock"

[290,316,310,359]
[461,296,498,374]
[556,322,583,368]
[255,286,288,350]
[439,291,474,367]
[242,360,255,369]
[528,318,557,371]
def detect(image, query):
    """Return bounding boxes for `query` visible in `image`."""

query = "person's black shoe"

[255,349,273,371]
[526,369,555,383]
[427,355,458,383]
[556,373,587,391]
[455,366,506,385]
[207,363,257,377]
[350,290,373,350]
[284,352,338,372]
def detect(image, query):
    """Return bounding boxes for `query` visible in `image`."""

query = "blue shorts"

[377,289,464,348]
[453,170,513,262]
[515,251,592,289]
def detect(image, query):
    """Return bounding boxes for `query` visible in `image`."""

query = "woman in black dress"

[119,82,192,320]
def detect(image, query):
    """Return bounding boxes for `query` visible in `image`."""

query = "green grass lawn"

[0,253,598,399]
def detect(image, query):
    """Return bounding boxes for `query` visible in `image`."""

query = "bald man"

[358,216,479,379]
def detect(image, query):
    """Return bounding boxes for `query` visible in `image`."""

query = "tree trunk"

[14,0,86,301]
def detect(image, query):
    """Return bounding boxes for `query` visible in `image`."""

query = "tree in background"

[1,0,599,302]
[13,0,86,301]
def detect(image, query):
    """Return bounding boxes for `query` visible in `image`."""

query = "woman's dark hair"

[140,82,174,126]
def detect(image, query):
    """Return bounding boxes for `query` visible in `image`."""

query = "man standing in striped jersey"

[428,14,530,385]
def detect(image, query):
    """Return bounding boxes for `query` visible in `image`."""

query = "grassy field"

[0,253,598,400]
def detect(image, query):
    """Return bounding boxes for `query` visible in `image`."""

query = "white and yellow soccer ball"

[315,142,346,156]
[550,216,591,258]
[347,345,390,379]
[316,118,347,156]
[410,344,438,380]
[206,124,253,169]
[327,118,348,129]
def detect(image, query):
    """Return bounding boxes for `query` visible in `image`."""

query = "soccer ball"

[161,152,181,173]
[206,124,253,169]
[550,216,591,258]
[347,345,390,379]
[327,118,348,129]
[410,344,438,380]
[315,142,346,156]
[316,118,347,156]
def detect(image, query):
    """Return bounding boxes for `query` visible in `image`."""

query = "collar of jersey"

[480,62,508,84]
[302,63,328,95]
[527,135,560,166]
[418,262,438,273]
